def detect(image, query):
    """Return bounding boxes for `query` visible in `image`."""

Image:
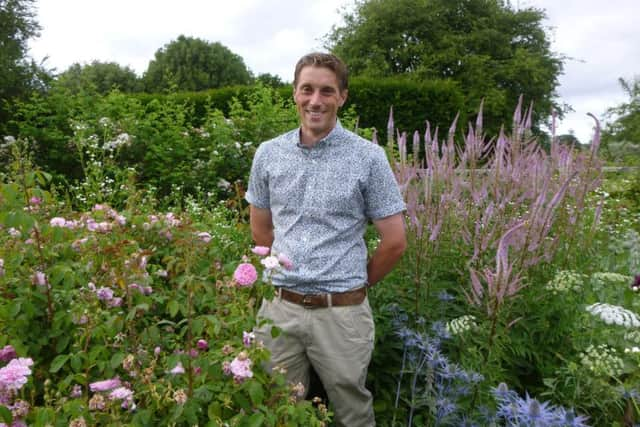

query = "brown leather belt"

[278,286,367,309]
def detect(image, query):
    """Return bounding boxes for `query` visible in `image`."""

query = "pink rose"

[251,246,270,256]
[277,253,294,270]
[233,263,257,287]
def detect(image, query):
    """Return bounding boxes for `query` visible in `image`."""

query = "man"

[245,52,406,427]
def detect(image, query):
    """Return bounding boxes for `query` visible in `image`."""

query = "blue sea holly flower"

[514,394,559,426]
[560,409,590,427]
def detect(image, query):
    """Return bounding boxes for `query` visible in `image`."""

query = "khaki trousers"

[255,294,376,427]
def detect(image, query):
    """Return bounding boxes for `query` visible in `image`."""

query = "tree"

[55,61,142,95]
[142,35,252,92]
[325,0,564,133]
[255,72,285,88]
[601,76,640,163]
[0,0,48,132]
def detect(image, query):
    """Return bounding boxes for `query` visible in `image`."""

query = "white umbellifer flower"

[580,344,624,377]
[446,315,477,335]
[624,330,640,344]
[545,270,584,293]
[590,272,632,290]
[586,303,640,328]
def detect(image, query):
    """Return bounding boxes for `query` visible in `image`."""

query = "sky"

[27,0,640,144]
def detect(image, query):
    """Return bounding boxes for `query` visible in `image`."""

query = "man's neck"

[299,123,337,147]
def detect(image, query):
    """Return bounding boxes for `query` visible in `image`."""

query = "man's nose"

[309,90,322,105]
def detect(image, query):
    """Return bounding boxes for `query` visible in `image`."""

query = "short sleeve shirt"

[245,121,405,293]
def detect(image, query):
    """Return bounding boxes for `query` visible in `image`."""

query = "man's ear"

[339,89,348,107]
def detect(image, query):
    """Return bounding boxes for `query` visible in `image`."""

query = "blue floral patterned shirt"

[245,121,405,293]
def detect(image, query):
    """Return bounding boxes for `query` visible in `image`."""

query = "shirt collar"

[294,120,345,149]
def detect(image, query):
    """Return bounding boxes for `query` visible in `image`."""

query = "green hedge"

[131,77,474,140]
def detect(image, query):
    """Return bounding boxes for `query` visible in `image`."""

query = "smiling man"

[246,52,406,427]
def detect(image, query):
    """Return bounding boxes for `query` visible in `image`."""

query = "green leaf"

[55,334,71,353]
[270,325,281,338]
[192,317,205,336]
[35,171,52,186]
[110,352,125,369]
[0,405,12,425]
[70,354,83,372]
[9,301,21,317]
[239,412,265,427]
[247,381,264,406]
[168,300,180,318]
[207,401,221,419]
[49,354,70,373]
[132,409,153,426]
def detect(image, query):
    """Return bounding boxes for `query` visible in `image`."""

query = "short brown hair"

[293,52,349,92]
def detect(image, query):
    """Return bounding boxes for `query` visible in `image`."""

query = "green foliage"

[142,35,253,92]
[346,76,466,139]
[255,73,286,88]
[55,61,142,95]
[602,76,640,164]
[326,0,564,134]
[0,0,50,134]
[0,150,331,425]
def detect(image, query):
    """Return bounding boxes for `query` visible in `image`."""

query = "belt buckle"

[302,294,316,309]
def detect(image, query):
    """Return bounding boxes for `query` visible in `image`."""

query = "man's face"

[293,66,347,142]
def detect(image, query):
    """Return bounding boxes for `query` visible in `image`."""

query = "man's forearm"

[253,229,274,247]
[366,240,406,287]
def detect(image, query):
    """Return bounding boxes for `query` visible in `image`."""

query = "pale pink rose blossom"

[89,377,121,392]
[8,228,20,237]
[29,196,41,205]
[261,256,280,270]
[96,287,114,301]
[169,362,185,375]
[49,217,66,227]
[108,386,133,401]
[0,358,33,391]
[277,253,293,270]
[32,271,47,287]
[251,246,270,256]
[64,219,80,229]
[233,263,258,287]
[229,355,253,382]
[96,222,112,233]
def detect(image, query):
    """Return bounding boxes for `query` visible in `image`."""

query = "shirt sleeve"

[364,146,406,219]
[245,143,270,209]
